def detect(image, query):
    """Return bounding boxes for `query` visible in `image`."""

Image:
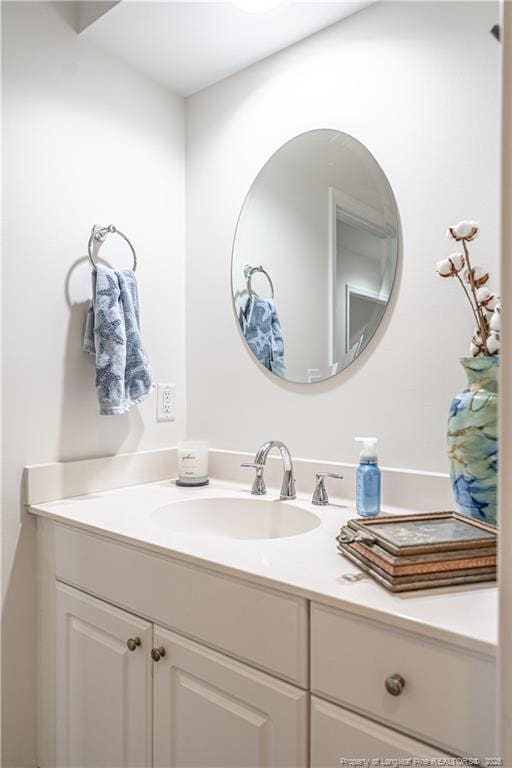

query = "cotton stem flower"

[447,220,480,242]
[436,253,465,277]
[437,221,499,357]
[465,266,489,288]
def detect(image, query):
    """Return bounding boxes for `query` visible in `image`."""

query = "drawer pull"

[385,673,405,696]
[126,637,141,652]
[151,646,166,662]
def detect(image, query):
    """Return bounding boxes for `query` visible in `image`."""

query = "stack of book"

[336,511,497,592]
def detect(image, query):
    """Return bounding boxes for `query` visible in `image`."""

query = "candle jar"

[176,441,209,486]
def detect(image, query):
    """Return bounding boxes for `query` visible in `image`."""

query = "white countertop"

[28,478,497,656]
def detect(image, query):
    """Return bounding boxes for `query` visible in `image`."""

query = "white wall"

[1,3,186,764]
[186,0,500,472]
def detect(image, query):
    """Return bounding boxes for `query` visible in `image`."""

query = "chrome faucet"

[242,440,296,500]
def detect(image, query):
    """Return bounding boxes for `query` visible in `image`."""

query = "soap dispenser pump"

[354,437,381,517]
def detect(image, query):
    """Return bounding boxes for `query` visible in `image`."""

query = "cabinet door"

[56,582,153,768]
[311,696,452,767]
[153,626,308,768]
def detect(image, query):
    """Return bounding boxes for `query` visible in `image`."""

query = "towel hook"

[88,224,137,271]
[244,264,274,299]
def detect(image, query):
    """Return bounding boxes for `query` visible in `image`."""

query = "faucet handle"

[312,472,343,506]
[241,463,267,495]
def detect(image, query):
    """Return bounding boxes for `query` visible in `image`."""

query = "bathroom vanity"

[31,475,497,767]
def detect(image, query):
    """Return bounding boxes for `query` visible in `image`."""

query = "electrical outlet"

[157,383,176,422]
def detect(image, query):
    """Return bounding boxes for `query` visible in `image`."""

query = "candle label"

[180,453,200,476]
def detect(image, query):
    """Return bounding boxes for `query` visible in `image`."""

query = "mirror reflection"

[232,129,400,384]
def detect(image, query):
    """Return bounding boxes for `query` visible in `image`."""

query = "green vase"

[447,356,498,526]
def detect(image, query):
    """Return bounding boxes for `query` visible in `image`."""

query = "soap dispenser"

[354,437,381,517]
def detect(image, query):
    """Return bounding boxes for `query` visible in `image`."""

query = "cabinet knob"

[385,673,405,696]
[151,646,166,662]
[126,637,141,652]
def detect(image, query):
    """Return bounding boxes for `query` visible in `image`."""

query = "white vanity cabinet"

[38,519,496,768]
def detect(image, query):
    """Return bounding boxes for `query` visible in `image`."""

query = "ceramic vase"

[447,356,498,526]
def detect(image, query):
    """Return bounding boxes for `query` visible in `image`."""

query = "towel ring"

[245,264,274,299]
[88,224,137,271]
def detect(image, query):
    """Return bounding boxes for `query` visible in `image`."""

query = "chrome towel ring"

[244,264,274,299]
[88,224,137,271]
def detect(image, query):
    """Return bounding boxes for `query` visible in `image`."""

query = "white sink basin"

[151,497,321,540]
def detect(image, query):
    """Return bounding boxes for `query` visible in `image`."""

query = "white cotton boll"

[448,220,480,241]
[487,333,500,355]
[490,304,501,332]
[435,254,464,277]
[490,312,501,332]
[478,289,498,310]
[476,287,491,304]
[454,221,474,238]
[447,220,480,242]
[474,266,489,283]
[465,265,489,287]
[482,294,499,312]
[467,220,480,240]
[436,258,454,277]
[448,252,465,272]
[471,334,485,356]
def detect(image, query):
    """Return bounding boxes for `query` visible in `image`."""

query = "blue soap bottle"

[355,437,381,517]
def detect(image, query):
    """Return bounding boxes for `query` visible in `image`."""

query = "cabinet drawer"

[311,696,451,767]
[311,602,495,757]
[54,524,308,686]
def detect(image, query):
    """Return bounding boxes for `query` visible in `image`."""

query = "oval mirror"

[232,129,400,384]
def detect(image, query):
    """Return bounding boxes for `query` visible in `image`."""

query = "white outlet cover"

[157,383,176,422]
